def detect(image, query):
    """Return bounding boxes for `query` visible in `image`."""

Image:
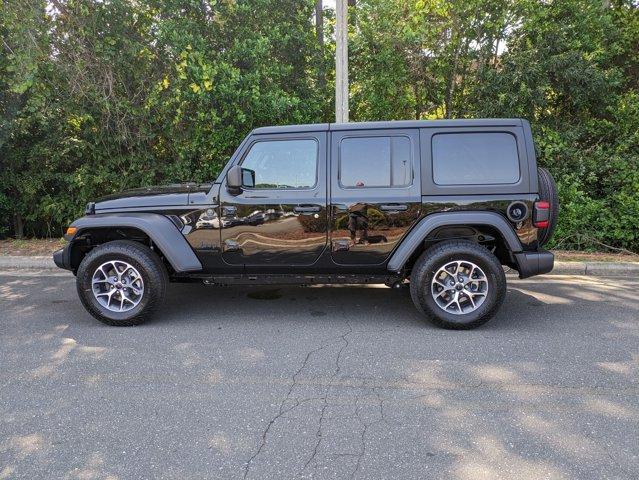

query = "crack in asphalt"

[243,324,353,480]
[350,385,388,479]
[301,323,353,473]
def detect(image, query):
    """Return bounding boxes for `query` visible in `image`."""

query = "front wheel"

[76,240,168,326]
[410,240,506,329]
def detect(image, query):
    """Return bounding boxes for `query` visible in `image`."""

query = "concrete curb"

[551,261,639,277]
[1,255,638,277]
[0,255,57,270]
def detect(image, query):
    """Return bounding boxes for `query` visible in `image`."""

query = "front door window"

[241,139,318,190]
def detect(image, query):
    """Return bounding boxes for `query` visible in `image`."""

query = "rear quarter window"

[432,132,520,185]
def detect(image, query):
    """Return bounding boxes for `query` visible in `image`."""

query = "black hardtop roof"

[251,118,525,135]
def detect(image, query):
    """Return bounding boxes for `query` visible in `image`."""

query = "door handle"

[379,204,408,212]
[294,205,321,214]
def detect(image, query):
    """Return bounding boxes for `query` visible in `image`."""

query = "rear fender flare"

[69,213,202,273]
[387,212,522,272]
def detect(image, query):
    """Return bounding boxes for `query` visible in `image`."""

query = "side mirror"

[226,165,255,195]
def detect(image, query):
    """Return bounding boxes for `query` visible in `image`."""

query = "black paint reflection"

[331,202,421,265]
[220,203,328,266]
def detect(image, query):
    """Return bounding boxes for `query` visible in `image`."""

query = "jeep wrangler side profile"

[54,119,558,329]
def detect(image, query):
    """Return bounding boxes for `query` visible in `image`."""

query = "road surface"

[1,270,637,479]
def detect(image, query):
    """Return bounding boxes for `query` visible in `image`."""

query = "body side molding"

[70,213,202,272]
[387,211,522,272]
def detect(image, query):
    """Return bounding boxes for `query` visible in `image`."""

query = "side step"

[193,274,405,287]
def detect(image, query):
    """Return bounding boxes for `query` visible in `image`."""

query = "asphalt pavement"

[0,270,637,480]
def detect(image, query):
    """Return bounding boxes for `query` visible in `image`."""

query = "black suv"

[54,119,558,329]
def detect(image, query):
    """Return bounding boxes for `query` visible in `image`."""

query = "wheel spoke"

[116,262,126,280]
[454,298,462,312]
[468,265,475,278]
[122,292,135,304]
[436,288,450,299]
[99,265,110,279]
[434,279,448,289]
[466,293,476,308]
[444,295,457,310]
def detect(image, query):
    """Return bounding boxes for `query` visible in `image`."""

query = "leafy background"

[1,0,638,252]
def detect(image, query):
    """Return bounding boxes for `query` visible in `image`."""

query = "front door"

[330,129,421,265]
[219,132,328,268]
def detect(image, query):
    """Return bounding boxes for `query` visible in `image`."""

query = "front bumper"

[53,246,72,271]
[514,250,554,279]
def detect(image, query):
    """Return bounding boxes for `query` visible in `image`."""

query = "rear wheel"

[410,240,506,329]
[76,240,168,326]
[537,167,559,246]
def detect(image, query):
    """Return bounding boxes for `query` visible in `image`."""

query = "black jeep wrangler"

[54,119,557,329]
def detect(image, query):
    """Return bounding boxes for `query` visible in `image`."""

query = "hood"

[95,183,211,211]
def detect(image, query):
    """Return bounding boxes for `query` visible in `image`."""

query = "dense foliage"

[1,0,638,251]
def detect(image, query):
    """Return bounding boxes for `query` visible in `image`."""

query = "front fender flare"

[69,213,202,273]
[387,211,522,272]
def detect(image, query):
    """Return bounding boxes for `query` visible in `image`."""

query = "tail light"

[533,201,550,228]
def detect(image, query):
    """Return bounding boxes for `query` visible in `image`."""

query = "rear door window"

[339,136,412,188]
[432,132,520,185]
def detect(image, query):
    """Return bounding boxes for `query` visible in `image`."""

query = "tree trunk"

[316,0,325,89]
[14,213,24,239]
[444,47,460,119]
[413,83,422,120]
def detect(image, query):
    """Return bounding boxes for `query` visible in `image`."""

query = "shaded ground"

[0,271,637,479]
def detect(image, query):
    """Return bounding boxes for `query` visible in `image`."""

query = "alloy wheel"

[91,260,144,312]
[431,260,488,315]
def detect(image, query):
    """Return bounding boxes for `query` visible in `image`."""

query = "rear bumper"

[53,246,72,271]
[514,250,554,279]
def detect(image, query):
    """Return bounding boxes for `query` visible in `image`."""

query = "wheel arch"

[67,213,202,273]
[387,212,522,273]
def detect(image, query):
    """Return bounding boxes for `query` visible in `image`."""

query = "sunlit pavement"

[1,271,637,480]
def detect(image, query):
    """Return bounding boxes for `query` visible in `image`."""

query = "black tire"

[410,240,506,330]
[537,167,559,247]
[76,240,168,326]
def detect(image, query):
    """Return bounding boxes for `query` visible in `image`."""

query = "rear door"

[329,129,421,265]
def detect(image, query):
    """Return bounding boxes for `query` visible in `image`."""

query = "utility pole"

[335,0,348,123]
